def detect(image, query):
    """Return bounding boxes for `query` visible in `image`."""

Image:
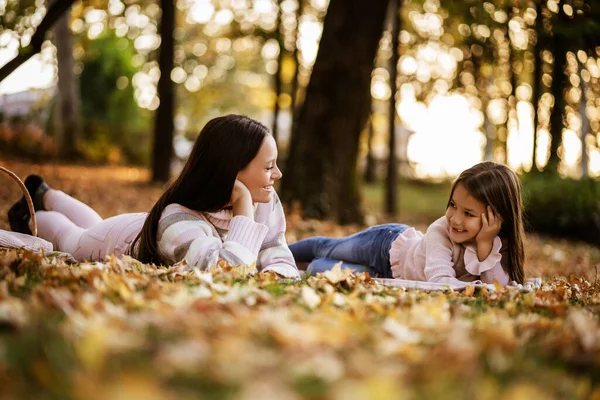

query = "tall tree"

[544,0,600,172]
[545,5,567,172]
[363,114,376,183]
[578,59,589,177]
[152,0,175,182]
[290,0,305,134]
[280,0,388,224]
[53,5,82,158]
[506,3,520,145]
[386,0,401,216]
[472,54,496,161]
[272,0,284,143]
[530,0,544,171]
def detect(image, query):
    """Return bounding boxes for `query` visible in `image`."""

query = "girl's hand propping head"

[476,206,502,244]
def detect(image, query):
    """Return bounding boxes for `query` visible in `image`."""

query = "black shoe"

[7,175,51,235]
[24,174,51,212]
[8,197,32,234]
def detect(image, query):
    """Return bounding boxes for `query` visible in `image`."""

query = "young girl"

[8,114,300,278]
[290,162,525,286]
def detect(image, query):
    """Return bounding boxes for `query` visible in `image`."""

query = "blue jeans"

[289,224,409,278]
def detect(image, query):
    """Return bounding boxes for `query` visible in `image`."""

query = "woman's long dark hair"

[447,162,525,284]
[130,114,268,264]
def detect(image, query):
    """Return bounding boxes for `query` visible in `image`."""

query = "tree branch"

[0,0,76,83]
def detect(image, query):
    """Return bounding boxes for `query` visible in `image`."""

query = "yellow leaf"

[301,286,321,309]
[322,262,352,285]
[76,320,107,372]
[31,360,61,393]
[464,285,475,297]
[493,279,504,292]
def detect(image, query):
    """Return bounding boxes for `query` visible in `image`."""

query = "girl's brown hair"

[447,162,525,283]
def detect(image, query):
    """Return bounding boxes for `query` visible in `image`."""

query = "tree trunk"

[0,0,76,83]
[280,0,388,224]
[531,1,543,171]
[474,56,494,161]
[490,44,508,163]
[546,8,567,172]
[579,61,589,177]
[386,0,401,216]
[152,0,175,182]
[508,46,519,146]
[53,7,81,158]
[364,114,376,183]
[290,0,304,134]
[272,0,284,143]
[484,113,495,160]
[507,5,519,155]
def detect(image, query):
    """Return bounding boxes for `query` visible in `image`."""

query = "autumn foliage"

[0,161,598,398]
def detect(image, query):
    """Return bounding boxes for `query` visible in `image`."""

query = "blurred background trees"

[280,0,389,223]
[0,0,599,241]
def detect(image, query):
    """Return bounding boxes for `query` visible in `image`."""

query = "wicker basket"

[0,166,37,237]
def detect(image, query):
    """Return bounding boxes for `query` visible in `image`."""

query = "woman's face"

[236,135,282,203]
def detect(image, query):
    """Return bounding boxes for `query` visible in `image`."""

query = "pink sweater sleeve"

[226,216,269,255]
[423,218,466,286]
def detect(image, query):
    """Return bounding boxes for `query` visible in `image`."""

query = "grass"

[361,179,451,223]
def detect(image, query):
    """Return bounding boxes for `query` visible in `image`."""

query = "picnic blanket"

[0,229,53,253]
[374,277,543,292]
[0,235,543,292]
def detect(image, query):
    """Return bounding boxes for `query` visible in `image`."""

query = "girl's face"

[236,135,282,203]
[445,183,487,244]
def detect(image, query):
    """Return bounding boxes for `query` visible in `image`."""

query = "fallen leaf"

[321,262,352,285]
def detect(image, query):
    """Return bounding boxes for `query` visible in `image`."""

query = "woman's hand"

[231,179,254,220]
[476,206,502,261]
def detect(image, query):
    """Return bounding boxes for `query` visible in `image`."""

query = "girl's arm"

[256,193,301,279]
[463,236,509,285]
[423,218,467,286]
[158,205,269,270]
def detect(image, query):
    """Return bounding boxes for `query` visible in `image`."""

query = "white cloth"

[0,229,53,253]
[374,277,542,292]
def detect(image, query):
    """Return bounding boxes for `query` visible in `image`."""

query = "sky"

[0,35,56,95]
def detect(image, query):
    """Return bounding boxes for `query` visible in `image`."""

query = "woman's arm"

[256,193,301,279]
[158,205,268,270]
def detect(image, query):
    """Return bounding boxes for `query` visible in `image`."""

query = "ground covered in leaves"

[0,160,599,399]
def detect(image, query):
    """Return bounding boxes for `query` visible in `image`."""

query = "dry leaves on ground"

[0,161,599,399]
[0,250,598,399]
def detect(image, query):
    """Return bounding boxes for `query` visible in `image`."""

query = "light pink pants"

[33,190,147,261]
